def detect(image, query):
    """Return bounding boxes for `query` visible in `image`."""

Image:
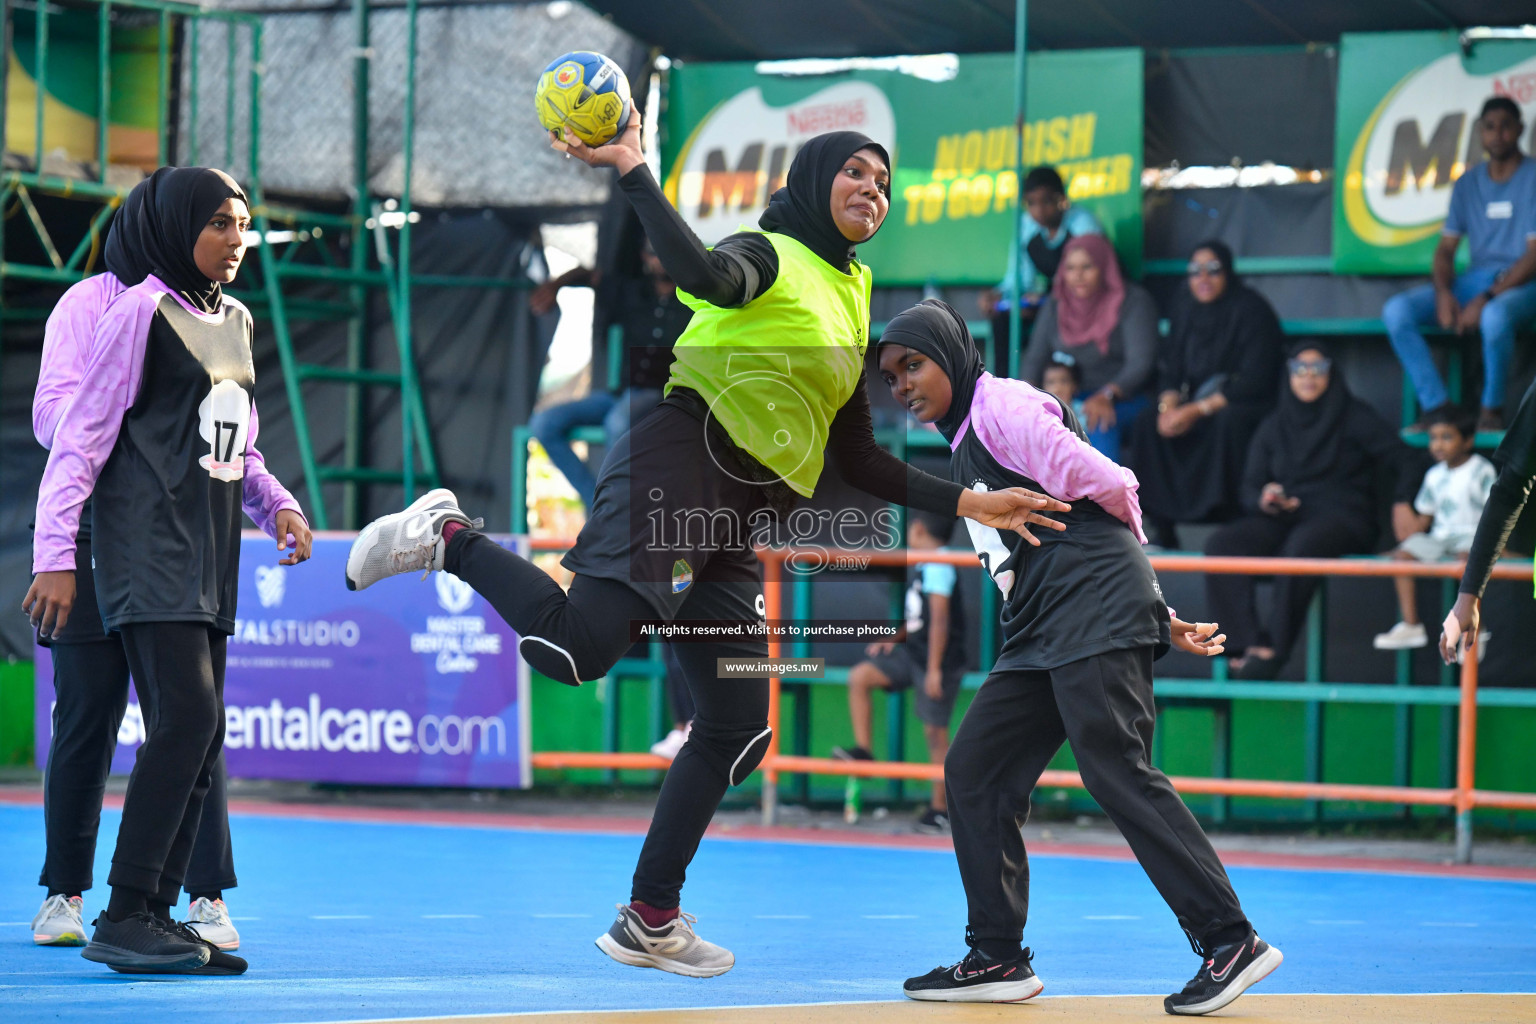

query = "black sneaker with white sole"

[80,912,211,973]
[1164,931,1282,1015]
[903,944,1043,1003]
[914,807,950,835]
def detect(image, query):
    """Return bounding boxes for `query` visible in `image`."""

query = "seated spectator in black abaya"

[1131,241,1284,547]
[1204,345,1422,680]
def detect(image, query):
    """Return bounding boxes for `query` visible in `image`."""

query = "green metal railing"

[566,546,1536,847]
[3,0,469,530]
[0,0,260,294]
[0,0,261,419]
[251,0,442,529]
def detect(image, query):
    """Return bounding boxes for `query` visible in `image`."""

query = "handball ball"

[535,51,633,147]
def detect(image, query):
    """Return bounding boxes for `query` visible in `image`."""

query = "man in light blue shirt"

[1384,96,1536,432]
[983,165,1103,314]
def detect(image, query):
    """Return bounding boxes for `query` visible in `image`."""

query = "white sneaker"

[184,897,240,951]
[32,894,87,946]
[345,488,481,591]
[595,903,734,977]
[1373,621,1428,650]
[649,724,691,761]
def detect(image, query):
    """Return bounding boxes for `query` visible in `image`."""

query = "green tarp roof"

[584,0,1533,60]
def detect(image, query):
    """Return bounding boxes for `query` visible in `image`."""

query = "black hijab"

[1170,238,1266,390]
[103,181,154,287]
[759,131,891,272]
[878,299,984,444]
[1273,341,1351,487]
[104,166,249,314]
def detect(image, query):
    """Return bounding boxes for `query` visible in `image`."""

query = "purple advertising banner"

[34,532,531,788]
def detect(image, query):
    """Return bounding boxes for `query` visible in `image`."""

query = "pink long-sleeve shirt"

[34,273,128,447]
[32,274,304,573]
[952,371,1148,545]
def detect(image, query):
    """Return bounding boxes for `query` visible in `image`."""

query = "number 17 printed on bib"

[199,378,251,481]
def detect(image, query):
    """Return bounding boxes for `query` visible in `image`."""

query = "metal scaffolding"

[2,0,439,530]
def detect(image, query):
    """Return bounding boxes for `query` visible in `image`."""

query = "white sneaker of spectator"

[1374,621,1428,650]
[184,897,240,950]
[32,893,87,946]
[649,723,691,762]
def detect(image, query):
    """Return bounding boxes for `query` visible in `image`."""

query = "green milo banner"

[1334,32,1536,274]
[661,50,1143,286]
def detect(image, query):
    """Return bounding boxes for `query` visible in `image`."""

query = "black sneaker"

[97,918,248,976]
[903,944,1043,1003]
[163,921,249,975]
[831,745,874,761]
[914,807,950,835]
[80,912,211,973]
[1164,931,1283,1015]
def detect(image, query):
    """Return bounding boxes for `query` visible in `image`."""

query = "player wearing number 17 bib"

[27,167,312,975]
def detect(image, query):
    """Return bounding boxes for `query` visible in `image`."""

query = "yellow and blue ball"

[534,51,633,147]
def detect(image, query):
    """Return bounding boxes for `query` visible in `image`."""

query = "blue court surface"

[1,800,1532,1022]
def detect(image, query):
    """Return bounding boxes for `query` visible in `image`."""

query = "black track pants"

[40,631,235,894]
[107,623,227,905]
[945,647,1249,951]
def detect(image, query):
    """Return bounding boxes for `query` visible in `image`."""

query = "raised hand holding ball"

[534,51,633,146]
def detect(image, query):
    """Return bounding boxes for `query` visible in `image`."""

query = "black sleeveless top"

[952,397,1170,671]
[93,294,255,633]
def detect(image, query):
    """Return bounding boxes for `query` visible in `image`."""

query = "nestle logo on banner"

[255,565,284,608]
[435,572,475,614]
[1496,71,1536,104]
[786,100,866,135]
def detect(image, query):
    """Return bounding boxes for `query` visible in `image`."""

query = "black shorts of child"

[866,648,963,727]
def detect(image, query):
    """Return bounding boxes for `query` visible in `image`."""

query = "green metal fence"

[1,0,445,529]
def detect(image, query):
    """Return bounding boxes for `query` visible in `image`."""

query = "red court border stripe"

[3,786,1533,884]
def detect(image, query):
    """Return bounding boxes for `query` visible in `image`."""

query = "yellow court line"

[337,992,1536,1024]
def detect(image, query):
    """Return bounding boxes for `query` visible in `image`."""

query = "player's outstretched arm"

[1170,616,1226,657]
[958,486,1070,547]
[553,111,767,308]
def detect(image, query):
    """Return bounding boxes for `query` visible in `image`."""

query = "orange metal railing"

[527,540,1534,862]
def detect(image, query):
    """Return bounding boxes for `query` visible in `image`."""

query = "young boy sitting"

[1375,407,1496,650]
[833,511,967,834]
[1040,351,1083,419]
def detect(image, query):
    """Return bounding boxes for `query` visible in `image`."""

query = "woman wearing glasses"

[1129,241,1284,547]
[1203,344,1421,679]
